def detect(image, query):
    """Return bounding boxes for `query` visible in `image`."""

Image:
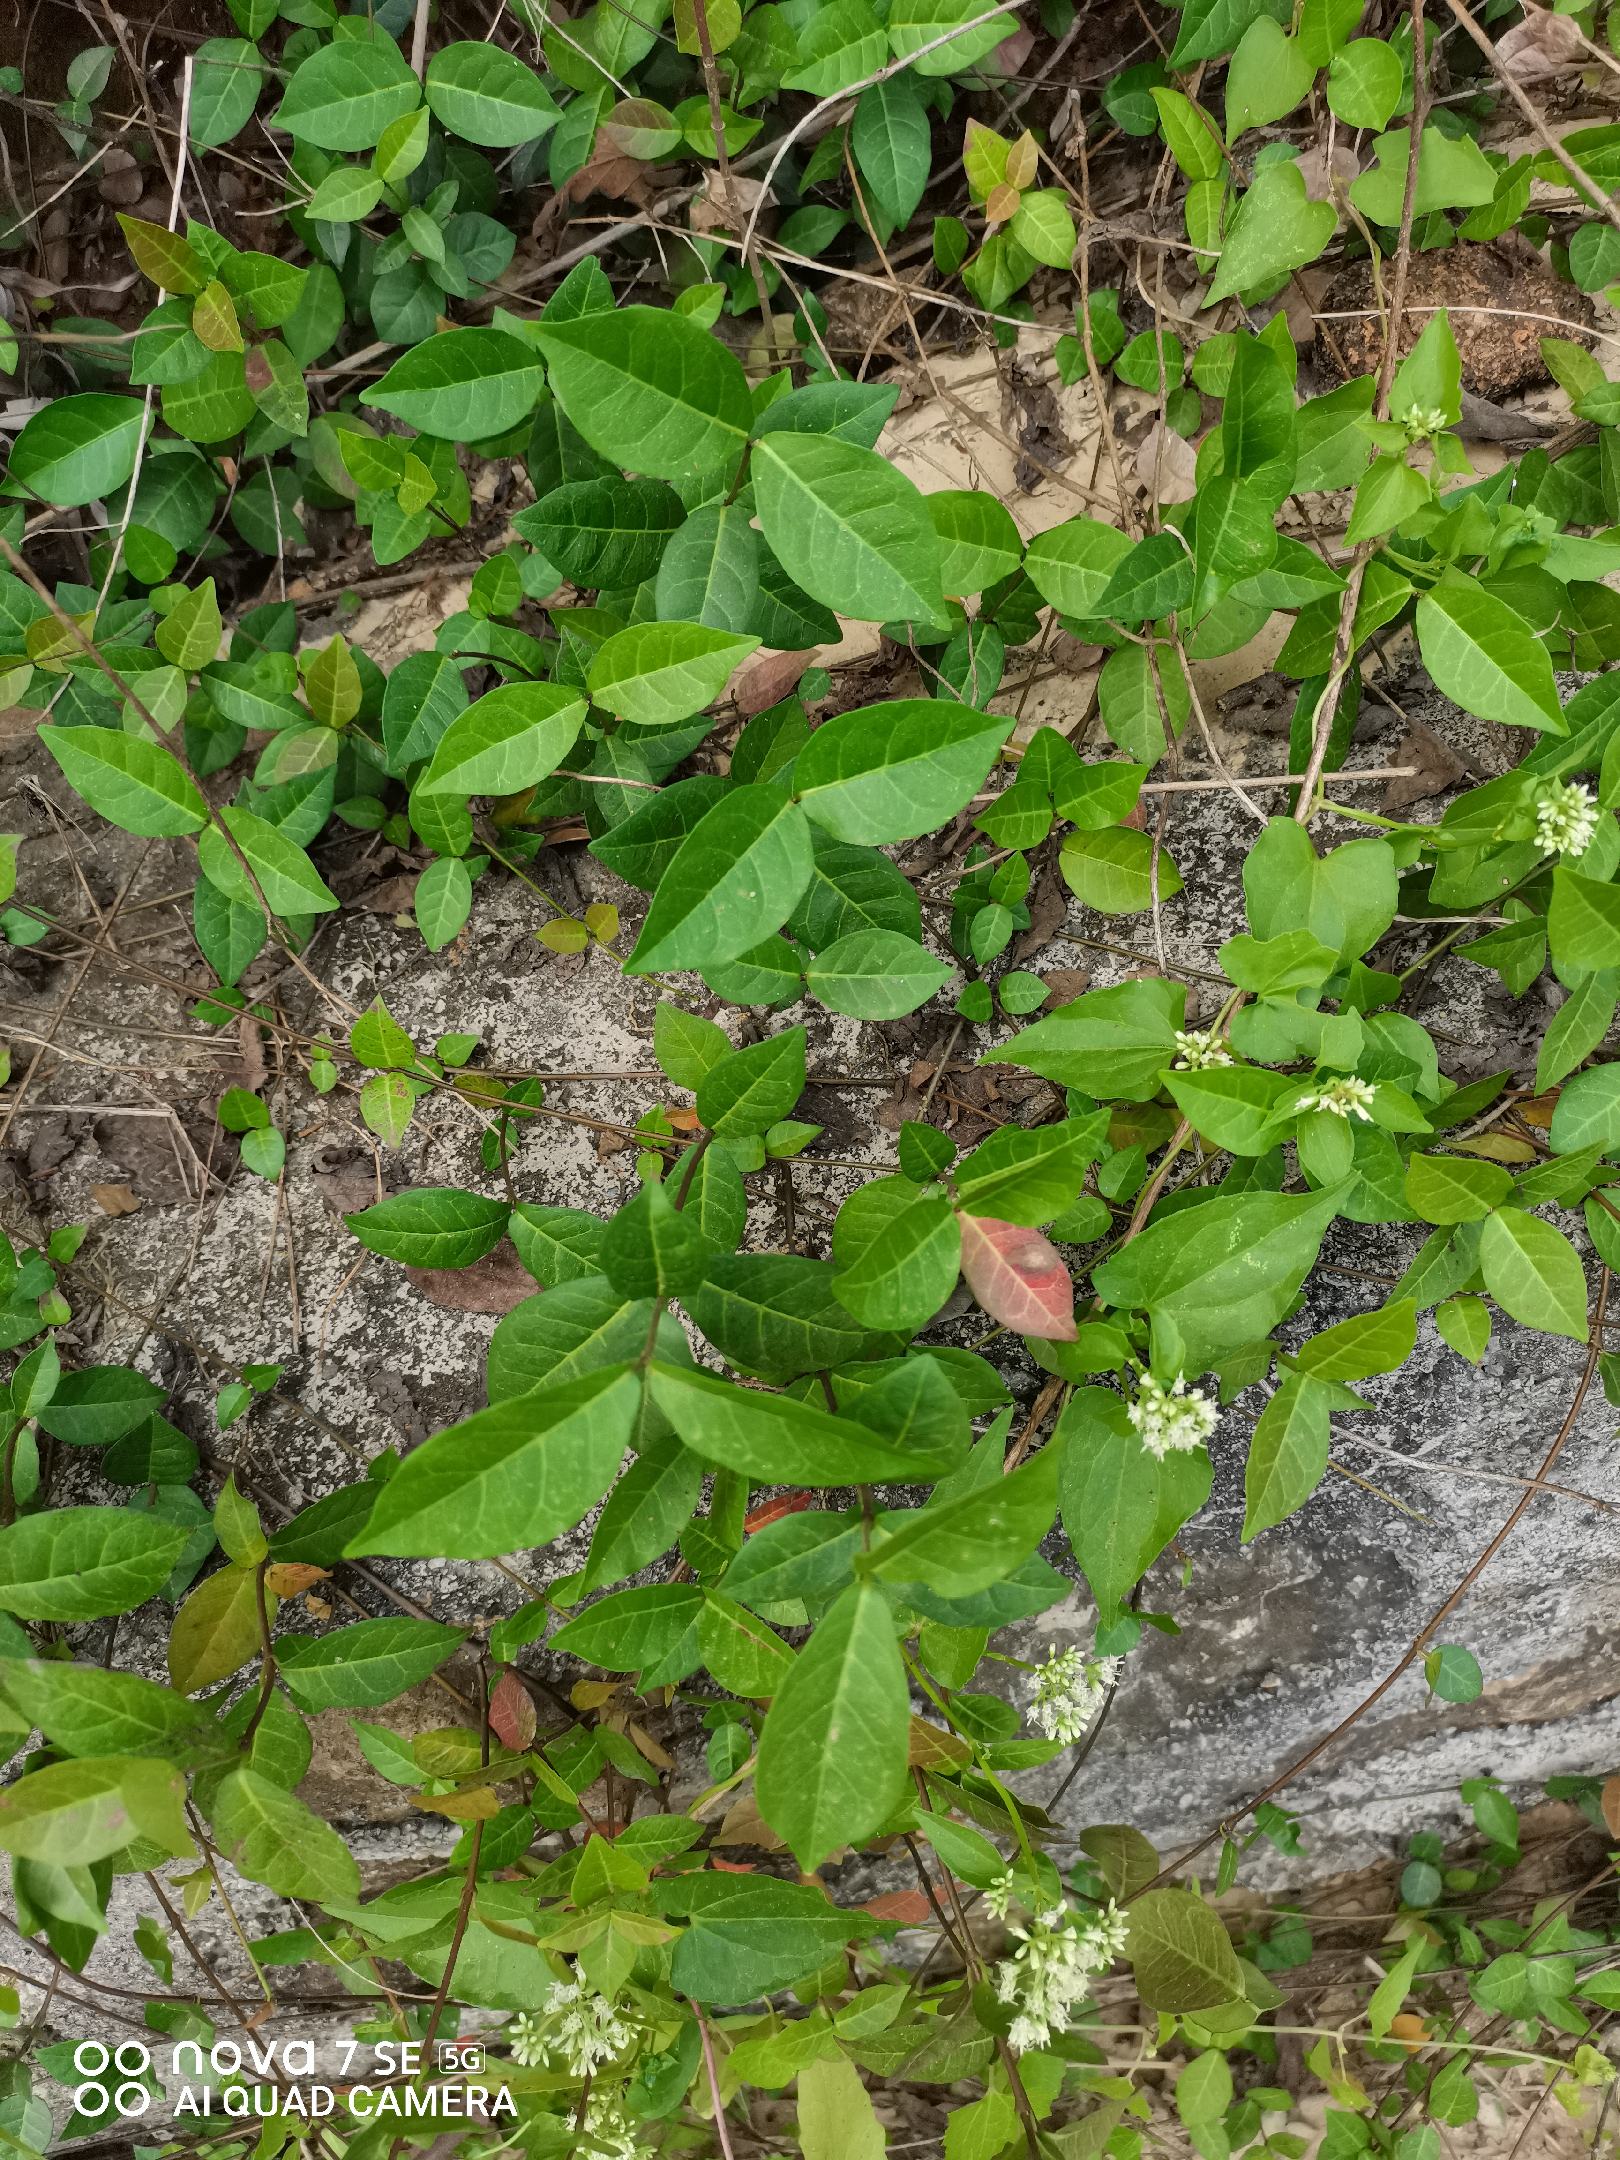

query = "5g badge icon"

[72,2040,152,2119]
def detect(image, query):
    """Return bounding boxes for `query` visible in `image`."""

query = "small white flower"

[1535,780,1599,859]
[510,1980,633,2078]
[1084,1899,1131,1969]
[1172,1027,1233,1072]
[506,2010,547,2068]
[985,1870,1018,1921]
[992,1902,1120,2050]
[1126,1370,1218,1460]
[1027,1646,1117,1744]
[1294,1075,1377,1122]
[1400,403,1450,442]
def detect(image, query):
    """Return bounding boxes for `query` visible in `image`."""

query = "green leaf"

[197,806,339,918]
[1416,581,1563,733]
[1225,19,1312,137]
[550,1582,702,1671]
[424,42,559,146]
[888,0,1019,67]
[1093,1187,1342,1374]
[648,1364,960,1481]
[1024,515,1134,616]
[1059,1387,1210,1623]
[1127,1887,1245,2010]
[1478,1209,1588,1341]
[1166,1065,1297,1155]
[273,34,421,152]
[0,1506,190,1620]
[851,74,931,224]
[1436,1296,1491,1365]
[347,1370,642,1558]
[1295,1298,1416,1380]
[1404,1153,1514,1225]
[42,725,210,838]
[1548,865,1620,974]
[211,1766,360,1902]
[1204,160,1335,307]
[1242,1370,1332,1539]
[587,621,759,727]
[690,1255,874,1380]
[752,433,948,630]
[996,976,1185,1099]
[929,490,1023,597]
[9,393,145,507]
[1549,1065,1620,1154]
[363,328,545,441]
[601,1180,716,1300]
[189,39,264,150]
[1060,826,1183,914]
[1327,39,1403,130]
[1243,818,1398,962]
[796,700,1011,845]
[954,1115,1105,1225]
[625,785,813,974]
[798,2054,885,2160]
[784,0,887,92]
[0,1756,191,1866]
[169,1564,265,1692]
[832,1181,962,1330]
[1425,1642,1483,1701]
[275,1618,467,1710]
[36,1366,164,1446]
[513,475,683,587]
[807,929,952,1018]
[488,1278,669,1400]
[0,1660,209,1758]
[654,1002,731,1091]
[536,305,753,479]
[654,500,761,632]
[696,1029,807,1138]
[1349,126,1497,226]
[415,855,473,951]
[345,1188,510,1269]
[863,1447,1059,1596]
[416,681,585,795]
[755,1583,909,1869]
[666,1873,877,2004]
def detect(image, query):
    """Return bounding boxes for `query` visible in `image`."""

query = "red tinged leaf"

[488,1669,537,1750]
[862,1888,933,1923]
[744,1489,814,1534]
[957,1214,1077,1339]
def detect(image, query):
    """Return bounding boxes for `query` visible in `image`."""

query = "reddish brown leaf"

[1602,1774,1620,1840]
[489,1670,537,1751]
[732,647,816,716]
[862,1889,932,1924]
[957,1214,1076,1340]
[263,1562,328,1598]
[744,1490,813,1534]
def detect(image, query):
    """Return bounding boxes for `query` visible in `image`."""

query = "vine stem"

[696,2009,737,2160]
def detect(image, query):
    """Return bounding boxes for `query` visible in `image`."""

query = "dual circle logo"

[72,2041,152,2118]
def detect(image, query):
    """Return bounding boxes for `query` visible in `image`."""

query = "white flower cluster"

[506,1981,632,2076]
[1400,403,1451,442]
[1535,780,1599,859]
[994,1901,1130,2050]
[1127,1370,1218,1460]
[1027,1646,1118,1743]
[582,2093,651,2160]
[1295,1074,1377,1121]
[1172,1027,1232,1072]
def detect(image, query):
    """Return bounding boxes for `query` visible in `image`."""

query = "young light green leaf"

[795,700,1011,845]
[1478,1208,1588,1341]
[42,728,208,837]
[417,682,585,796]
[1416,581,1563,734]
[587,621,759,727]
